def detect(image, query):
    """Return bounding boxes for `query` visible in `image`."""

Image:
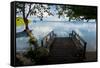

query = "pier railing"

[69,30,87,59]
[41,31,56,49]
[41,30,87,59]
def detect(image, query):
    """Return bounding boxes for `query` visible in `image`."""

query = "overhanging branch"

[22,3,25,19]
[26,4,32,18]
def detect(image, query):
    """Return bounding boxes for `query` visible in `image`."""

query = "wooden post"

[41,31,56,51]
[70,30,87,59]
[41,40,43,47]
[83,42,87,59]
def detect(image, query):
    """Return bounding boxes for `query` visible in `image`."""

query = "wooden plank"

[47,37,83,64]
[38,30,87,64]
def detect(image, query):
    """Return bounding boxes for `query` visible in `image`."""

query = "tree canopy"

[16,2,53,30]
[16,2,97,28]
[56,5,97,21]
[16,2,53,21]
[69,5,97,21]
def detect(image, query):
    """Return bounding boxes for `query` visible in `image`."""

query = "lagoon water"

[16,21,96,52]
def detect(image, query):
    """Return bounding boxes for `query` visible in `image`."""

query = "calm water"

[16,21,96,52]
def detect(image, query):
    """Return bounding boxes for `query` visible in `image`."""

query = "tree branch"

[22,3,25,19]
[26,4,32,18]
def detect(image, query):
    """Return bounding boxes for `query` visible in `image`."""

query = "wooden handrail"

[41,31,56,50]
[72,30,86,44]
[69,30,87,59]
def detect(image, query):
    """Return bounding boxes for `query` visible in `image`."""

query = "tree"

[16,2,53,31]
[69,5,97,22]
[55,5,97,22]
[55,5,70,19]
[16,2,53,48]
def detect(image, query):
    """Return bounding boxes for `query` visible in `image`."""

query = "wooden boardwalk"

[47,37,82,64]
[40,30,87,64]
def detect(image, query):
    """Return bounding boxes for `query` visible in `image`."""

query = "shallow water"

[16,21,96,52]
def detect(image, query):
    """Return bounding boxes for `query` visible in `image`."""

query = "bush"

[26,47,49,63]
[33,47,49,64]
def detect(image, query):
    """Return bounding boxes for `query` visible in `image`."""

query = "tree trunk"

[22,3,38,48]
[22,4,29,31]
[24,18,29,31]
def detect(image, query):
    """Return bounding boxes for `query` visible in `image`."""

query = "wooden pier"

[41,30,87,64]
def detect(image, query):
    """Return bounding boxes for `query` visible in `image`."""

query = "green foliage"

[33,47,49,62]
[28,36,39,48]
[56,5,97,21]
[26,47,49,63]
[16,2,53,21]
[69,6,97,20]
[16,2,97,23]
[29,37,37,45]
[16,2,54,30]
[26,47,35,59]
[56,5,70,18]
